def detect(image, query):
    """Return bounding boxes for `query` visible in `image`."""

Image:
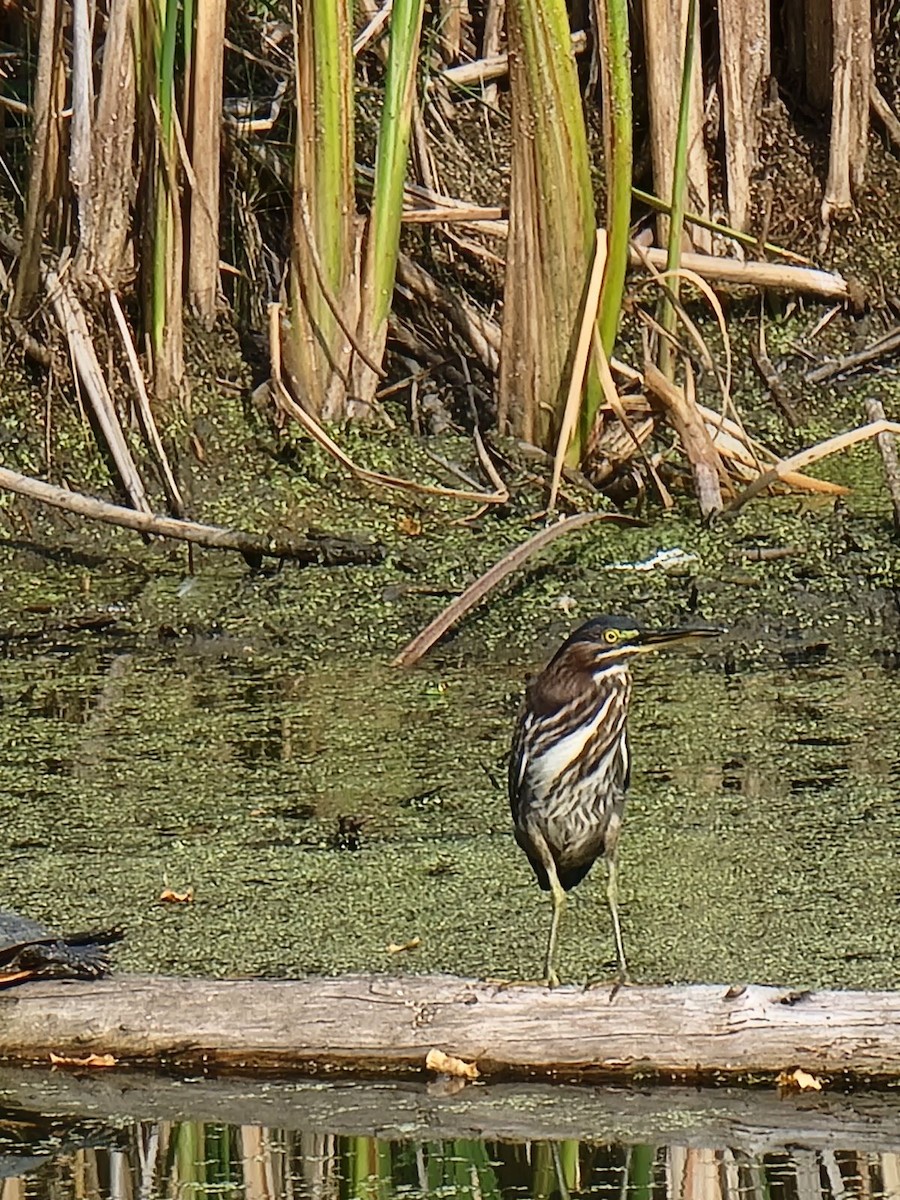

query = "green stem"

[659,0,697,377]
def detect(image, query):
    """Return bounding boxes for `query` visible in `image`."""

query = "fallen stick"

[728,419,900,511]
[3,974,900,1083]
[864,397,900,533]
[0,465,383,566]
[392,511,642,668]
[644,363,725,517]
[870,82,900,152]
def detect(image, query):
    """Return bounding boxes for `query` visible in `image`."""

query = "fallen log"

[2,974,899,1083]
[4,1068,900,1150]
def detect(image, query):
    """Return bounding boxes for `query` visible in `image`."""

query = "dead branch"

[630,247,855,301]
[644,363,725,517]
[871,83,900,151]
[806,325,900,384]
[0,465,383,566]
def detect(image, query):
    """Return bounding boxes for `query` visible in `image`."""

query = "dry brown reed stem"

[107,291,185,517]
[0,466,381,565]
[47,270,152,515]
[717,0,769,234]
[864,399,900,533]
[353,0,393,55]
[548,230,608,510]
[695,403,848,496]
[396,254,500,372]
[728,419,900,511]
[821,0,871,243]
[392,511,643,668]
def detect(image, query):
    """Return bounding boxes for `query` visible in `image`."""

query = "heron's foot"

[487,971,562,990]
[583,965,633,1000]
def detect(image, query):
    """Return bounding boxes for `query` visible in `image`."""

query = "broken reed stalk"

[0,465,383,566]
[863,399,900,534]
[644,362,724,517]
[632,247,854,301]
[392,512,642,668]
[728,419,900,511]
[47,271,152,515]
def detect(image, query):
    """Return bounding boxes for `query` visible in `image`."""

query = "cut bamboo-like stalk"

[188,0,227,327]
[641,0,710,252]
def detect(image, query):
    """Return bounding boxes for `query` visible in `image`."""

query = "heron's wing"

[508,707,532,819]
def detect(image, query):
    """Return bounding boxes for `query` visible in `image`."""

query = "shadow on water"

[4,1069,900,1200]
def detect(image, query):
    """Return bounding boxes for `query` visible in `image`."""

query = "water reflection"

[7,1076,900,1200]
[10,1125,900,1200]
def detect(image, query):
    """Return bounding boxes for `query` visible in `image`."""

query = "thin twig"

[806,325,900,385]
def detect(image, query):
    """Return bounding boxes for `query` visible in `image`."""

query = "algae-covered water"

[1,535,898,988]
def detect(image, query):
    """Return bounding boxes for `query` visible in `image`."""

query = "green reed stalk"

[151,0,180,376]
[596,0,633,357]
[499,0,597,457]
[577,0,633,455]
[363,0,425,335]
[659,0,697,378]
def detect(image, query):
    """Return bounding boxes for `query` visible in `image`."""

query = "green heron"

[510,614,721,986]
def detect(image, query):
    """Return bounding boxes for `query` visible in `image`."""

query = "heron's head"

[553,613,723,673]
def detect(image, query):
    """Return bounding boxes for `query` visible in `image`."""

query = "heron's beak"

[636,624,725,651]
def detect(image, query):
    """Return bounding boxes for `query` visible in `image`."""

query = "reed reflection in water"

[12,1125,900,1200]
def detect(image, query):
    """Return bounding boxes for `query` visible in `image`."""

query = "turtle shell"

[0,911,123,986]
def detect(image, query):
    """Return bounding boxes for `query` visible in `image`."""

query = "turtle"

[0,910,123,987]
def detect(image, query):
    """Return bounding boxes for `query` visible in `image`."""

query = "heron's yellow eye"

[603,629,619,644]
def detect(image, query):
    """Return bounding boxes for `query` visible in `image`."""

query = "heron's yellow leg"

[606,850,630,984]
[544,862,567,988]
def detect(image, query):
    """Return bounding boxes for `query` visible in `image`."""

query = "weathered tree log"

[2,975,900,1083]
[4,1068,900,1150]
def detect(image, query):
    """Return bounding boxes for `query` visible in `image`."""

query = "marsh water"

[3,497,900,1199]
[0,610,898,987]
